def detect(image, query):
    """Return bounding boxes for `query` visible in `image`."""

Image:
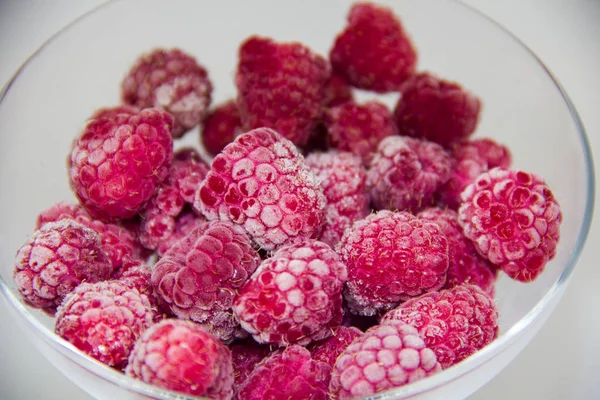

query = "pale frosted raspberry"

[230,339,272,395]
[309,326,363,368]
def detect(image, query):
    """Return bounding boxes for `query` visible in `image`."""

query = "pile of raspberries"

[12,3,562,399]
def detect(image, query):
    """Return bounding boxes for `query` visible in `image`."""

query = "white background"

[0,1,598,399]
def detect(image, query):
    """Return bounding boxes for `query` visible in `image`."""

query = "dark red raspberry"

[237,345,331,400]
[195,128,326,251]
[381,284,499,368]
[236,36,329,146]
[152,220,260,342]
[91,105,139,120]
[325,100,397,165]
[367,136,452,213]
[324,71,354,107]
[309,326,363,369]
[305,151,370,247]
[202,100,242,156]
[329,322,441,399]
[13,220,111,314]
[329,2,417,92]
[126,319,233,399]
[230,339,272,395]
[394,72,481,147]
[55,280,154,369]
[337,211,449,316]
[459,168,561,282]
[122,48,212,138]
[233,239,347,346]
[69,107,174,220]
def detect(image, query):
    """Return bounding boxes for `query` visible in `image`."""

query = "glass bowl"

[0,0,594,399]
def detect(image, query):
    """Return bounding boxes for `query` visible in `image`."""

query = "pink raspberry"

[122,48,212,138]
[330,2,417,92]
[230,339,272,395]
[194,128,326,251]
[126,319,233,398]
[463,138,512,170]
[324,71,354,107]
[55,280,154,369]
[202,100,242,156]
[394,72,482,147]
[418,208,497,296]
[152,220,260,342]
[13,220,111,314]
[367,136,453,213]
[91,104,139,120]
[329,322,441,399]
[233,239,347,346]
[459,168,562,282]
[236,36,329,146]
[309,326,363,368]
[305,151,370,247]
[69,107,174,220]
[237,345,331,400]
[325,100,398,165]
[381,284,499,368]
[337,211,449,316]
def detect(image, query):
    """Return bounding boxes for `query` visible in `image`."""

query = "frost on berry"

[202,100,242,156]
[381,284,499,368]
[14,220,112,314]
[194,128,326,251]
[329,322,441,399]
[337,211,449,316]
[459,168,561,282]
[309,326,363,369]
[229,339,272,395]
[233,239,347,346]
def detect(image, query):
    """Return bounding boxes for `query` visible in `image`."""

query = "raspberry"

[381,284,499,368]
[305,151,370,247]
[202,100,242,156]
[309,326,363,368]
[329,2,417,92]
[230,339,272,394]
[367,136,452,213]
[55,280,154,369]
[236,36,329,146]
[237,345,331,400]
[152,220,260,342]
[463,138,512,170]
[113,257,152,299]
[324,71,354,107]
[233,239,347,346]
[337,211,449,316]
[69,107,174,220]
[195,128,326,251]
[458,168,562,282]
[329,322,441,399]
[122,48,212,138]
[126,319,233,398]
[418,208,497,296]
[394,72,481,147]
[13,220,111,314]
[91,104,139,120]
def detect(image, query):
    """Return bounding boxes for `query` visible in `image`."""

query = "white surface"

[0,1,598,399]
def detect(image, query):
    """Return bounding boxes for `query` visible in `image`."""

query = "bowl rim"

[0,0,595,399]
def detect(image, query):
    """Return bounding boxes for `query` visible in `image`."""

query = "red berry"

[324,72,354,107]
[394,72,481,147]
[91,105,139,120]
[202,100,242,156]
[69,107,174,220]
[122,48,212,138]
[112,257,152,299]
[233,239,347,346]
[309,326,363,369]
[194,128,326,251]
[464,138,512,170]
[337,211,449,316]
[229,339,272,394]
[330,2,417,92]
[459,168,561,282]
[126,319,233,398]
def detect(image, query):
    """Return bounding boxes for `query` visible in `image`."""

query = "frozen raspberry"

[394,72,481,147]
[418,208,497,296]
[237,345,331,400]
[337,211,449,316]
[90,104,139,121]
[202,100,242,156]
[126,319,233,398]
[195,128,326,251]
[233,239,347,346]
[368,136,452,213]
[325,100,398,165]
[330,2,417,92]
[236,36,329,146]
[13,220,111,314]
[324,71,354,107]
[69,107,174,220]
[305,151,370,247]
[309,326,363,369]
[381,284,499,368]
[152,220,260,342]
[329,322,441,399]
[55,280,154,369]
[122,48,212,138]
[230,339,272,394]
[463,138,512,170]
[459,168,562,282]
[113,257,152,297]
